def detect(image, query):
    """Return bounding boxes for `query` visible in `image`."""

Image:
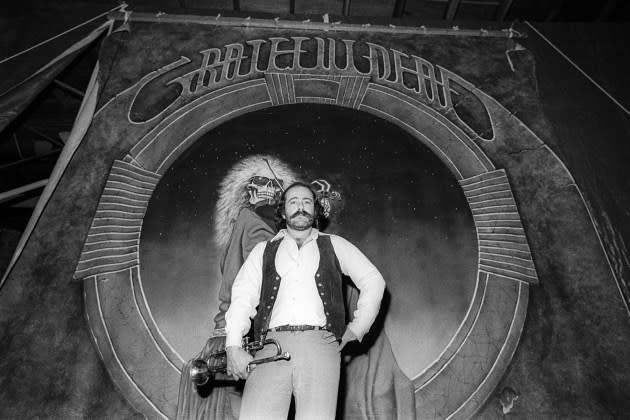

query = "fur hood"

[214,154,298,249]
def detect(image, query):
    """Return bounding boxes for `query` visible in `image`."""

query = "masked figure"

[176,155,298,420]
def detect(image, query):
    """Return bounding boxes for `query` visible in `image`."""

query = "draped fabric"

[344,333,417,419]
[340,283,416,419]
[521,22,630,311]
[471,23,630,419]
[176,351,242,420]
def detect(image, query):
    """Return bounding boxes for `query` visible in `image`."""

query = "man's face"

[283,185,315,231]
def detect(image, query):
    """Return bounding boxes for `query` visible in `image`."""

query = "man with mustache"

[224,182,386,419]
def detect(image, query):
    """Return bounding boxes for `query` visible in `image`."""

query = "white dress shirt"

[225,229,385,347]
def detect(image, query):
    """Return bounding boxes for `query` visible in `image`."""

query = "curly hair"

[274,182,327,231]
[214,155,298,249]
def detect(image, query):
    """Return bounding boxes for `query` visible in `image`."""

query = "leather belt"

[267,325,327,332]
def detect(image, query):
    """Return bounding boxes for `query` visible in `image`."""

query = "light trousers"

[239,330,341,420]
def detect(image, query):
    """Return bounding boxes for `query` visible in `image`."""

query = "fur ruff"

[214,154,298,249]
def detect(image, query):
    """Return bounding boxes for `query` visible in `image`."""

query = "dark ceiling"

[1,0,629,229]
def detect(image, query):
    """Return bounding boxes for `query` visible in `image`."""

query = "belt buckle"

[288,325,307,332]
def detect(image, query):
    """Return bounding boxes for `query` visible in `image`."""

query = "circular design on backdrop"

[139,104,478,378]
[78,77,533,419]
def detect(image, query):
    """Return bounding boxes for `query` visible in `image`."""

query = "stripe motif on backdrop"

[75,160,159,279]
[460,169,539,284]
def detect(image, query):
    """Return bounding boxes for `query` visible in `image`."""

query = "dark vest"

[252,235,346,342]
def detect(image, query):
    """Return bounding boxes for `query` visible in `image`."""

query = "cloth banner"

[9,12,604,420]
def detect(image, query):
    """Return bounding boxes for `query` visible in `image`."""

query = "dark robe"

[342,288,417,419]
[176,206,275,420]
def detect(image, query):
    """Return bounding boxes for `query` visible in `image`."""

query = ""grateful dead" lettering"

[131,36,487,131]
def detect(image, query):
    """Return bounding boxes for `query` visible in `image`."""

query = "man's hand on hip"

[338,327,358,352]
[226,345,254,380]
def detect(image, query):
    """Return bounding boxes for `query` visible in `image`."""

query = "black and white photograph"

[1,1,629,419]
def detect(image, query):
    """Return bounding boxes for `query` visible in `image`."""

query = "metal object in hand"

[191,337,291,387]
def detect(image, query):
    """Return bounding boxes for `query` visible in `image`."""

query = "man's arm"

[330,235,386,344]
[225,241,266,346]
[224,241,266,378]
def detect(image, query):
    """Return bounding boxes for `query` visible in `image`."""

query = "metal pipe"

[393,0,407,18]
[342,0,351,16]
[53,79,84,99]
[0,179,48,205]
[444,0,462,20]
[495,0,514,22]
[23,124,65,147]
[108,11,524,37]
[0,149,61,171]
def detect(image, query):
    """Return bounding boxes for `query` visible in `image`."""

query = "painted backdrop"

[4,14,626,420]
[70,17,539,418]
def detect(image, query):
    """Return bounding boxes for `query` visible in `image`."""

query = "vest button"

[320,292,324,296]
[276,276,280,280]
[316,273,320,277]
[326,312,330,316]
[271,296,275,299]
[323,302,327,305]
[318,283,323,286]
[267,305,271,309]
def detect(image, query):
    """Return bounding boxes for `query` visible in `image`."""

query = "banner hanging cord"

[0,3,127,65]
[525,21,630,117]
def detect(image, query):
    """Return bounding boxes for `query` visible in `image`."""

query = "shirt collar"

[272,228,320,243]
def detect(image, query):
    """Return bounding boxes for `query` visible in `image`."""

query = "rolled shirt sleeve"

[330,235,386,341]
[225,241,267,347]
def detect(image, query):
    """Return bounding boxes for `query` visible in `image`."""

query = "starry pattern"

[139,103,478,375]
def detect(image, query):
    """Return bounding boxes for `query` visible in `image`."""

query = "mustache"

[289,210,313,219]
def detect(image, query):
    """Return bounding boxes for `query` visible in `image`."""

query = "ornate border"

[75,75,538,419]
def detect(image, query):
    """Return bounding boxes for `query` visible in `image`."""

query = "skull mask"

[247,175,284,206]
